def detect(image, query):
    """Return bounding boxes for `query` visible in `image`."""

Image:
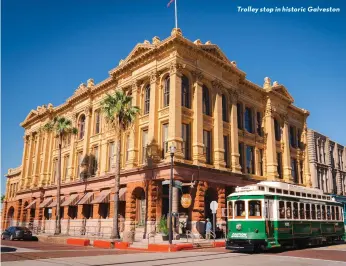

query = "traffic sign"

[210,201,218,214]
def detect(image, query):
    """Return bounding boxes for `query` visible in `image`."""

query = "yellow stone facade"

[2,29,311,236]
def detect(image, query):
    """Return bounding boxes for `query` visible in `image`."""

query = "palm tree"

[101,90,140,239]
[42,116,77,235]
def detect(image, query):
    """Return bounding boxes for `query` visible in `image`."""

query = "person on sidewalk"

[205,218,212,240]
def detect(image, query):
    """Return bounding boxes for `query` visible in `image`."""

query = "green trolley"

[226,181,345,252]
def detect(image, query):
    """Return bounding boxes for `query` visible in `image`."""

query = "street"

[1,240,346,266]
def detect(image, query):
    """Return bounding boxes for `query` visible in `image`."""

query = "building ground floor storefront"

[2,163,258,240]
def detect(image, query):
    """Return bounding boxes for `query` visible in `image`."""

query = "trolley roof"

[228,181,337,203]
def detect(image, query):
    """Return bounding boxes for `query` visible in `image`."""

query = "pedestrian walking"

[205,218,212,240]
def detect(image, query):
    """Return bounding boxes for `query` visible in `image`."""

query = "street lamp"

[168,146,176,245]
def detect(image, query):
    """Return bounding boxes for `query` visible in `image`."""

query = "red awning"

[25,199,38,209]
[61,194,80,206]
[47,197,65,208]
[78,192,94,205]
[119,187,127,201]
[39,197,53,208]
[91,190,111,204]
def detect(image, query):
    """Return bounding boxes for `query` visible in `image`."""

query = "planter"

[162,235,169,241]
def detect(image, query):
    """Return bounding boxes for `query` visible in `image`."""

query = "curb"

[67,238,90,246]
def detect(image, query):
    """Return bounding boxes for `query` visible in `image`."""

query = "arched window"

[163,76,170,107]
[222,94,228,122]
[144,85,150,114]
[181,75,190,108]
[78,115,86,139]
[202,85,211,115]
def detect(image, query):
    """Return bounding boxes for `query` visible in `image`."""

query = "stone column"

[24,135,34,189]
[83,107,92,156]
[38,132,49,187]
[146,181,158,234]
[302,122,312,187]
[67,115,77,181]
[31,133,41,188]
[282,116,292,182]
[19,136,29,190]
[167,63,183,158]
[126,81,140,168]
[46,132,55,185]
[264,97,278,180]
[192,71,205,164]
[229,90,241,173]
[147,71,160,162]
[213,87,225,169]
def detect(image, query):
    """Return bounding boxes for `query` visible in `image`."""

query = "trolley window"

[283,190,288,195]
[290,191,295,196]
[307,194,311,198]
[269,188,275,193]
[248,200,262,218]
[302,193,307,197]
[279,201,285,219]
[258,186,264,191]
[327,206,331,220]
[336,207,340,221]
[277,189,282,194]
[322,196,326,200]
[228,201,233,219]
[299,203,305,219]
[311,204,316,220]
[317,205,321,220]
[322,205,326,219]
[331,206,335,220]
[293,202,299,219]
[286,202,292,219]
[296,192,301,197]
[235,200,246,218]
[312,194,316,198]
[317,195,321,199]
[306,204,311,219]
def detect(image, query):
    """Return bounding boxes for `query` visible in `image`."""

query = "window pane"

[181,75,190,108]
[235,200,245,218]
[228,201,233,219]
[279,201,285,219]
[286,202,292,219]
[248,200,262,217]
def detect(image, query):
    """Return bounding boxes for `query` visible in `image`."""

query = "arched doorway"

[204,187,218,222]
[6,207,15,228]
[22,202,29,226]
[132,187,146,227]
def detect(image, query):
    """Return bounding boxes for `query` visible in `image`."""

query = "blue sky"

[2,0,346,195]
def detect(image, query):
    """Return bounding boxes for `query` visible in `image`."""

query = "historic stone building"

[2,28,311,238]
[307,129,346,195]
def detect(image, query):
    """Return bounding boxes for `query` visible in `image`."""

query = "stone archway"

[6,206,15,228]
[204,187,218,222]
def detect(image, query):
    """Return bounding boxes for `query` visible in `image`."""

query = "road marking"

[262,254,346,263]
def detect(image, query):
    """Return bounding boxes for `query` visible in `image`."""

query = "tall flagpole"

[174,0,178,29]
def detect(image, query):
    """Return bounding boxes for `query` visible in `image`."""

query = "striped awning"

[78,192,94,205]
[25,199,38,209]
[61,194,80,207]
[91,190,111,204]
[39,197,53,208]
[47,197,65,208]
[119,187,127,201]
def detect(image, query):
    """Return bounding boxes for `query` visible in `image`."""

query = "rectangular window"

[297,129,302,149]
[162,124,169,158]
[126,135,130,162]
[248,200,262,218]
[256,112,263,136]
[244,107,253,133]
[235,200,245,218]
[95,110,101,134]
[299,160,303,184]
[92,146,98,175]
[76,152,83,178]
[259,149,264,176]
[289,126,297,148]
[239,142,244,173]
[142,129,148,164]
[64,156,69,179]
[274,119,281,141]
[277,152,283,178]
[279,201,285,219]
[228,201,233,219]
[223,135,229,168]
[108,143,114,170]
[291,158,297,183]
[182,123,191,160]
[246,146,255,174]
[203,130,212,164]
[237,103,243,129]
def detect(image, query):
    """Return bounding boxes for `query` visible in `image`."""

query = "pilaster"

[167,63,184,159]
[83,106,92,156]
[24,134,34,189]
[213,86,225,169]
[67,115,77,181]
[282,116,292,182]
[229,90,241,173]
[31,133,41,188]
[192,71,205,164]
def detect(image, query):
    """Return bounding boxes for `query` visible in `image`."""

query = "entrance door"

[265,199,274,239]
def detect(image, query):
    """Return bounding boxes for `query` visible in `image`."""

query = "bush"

[158,216,168,236]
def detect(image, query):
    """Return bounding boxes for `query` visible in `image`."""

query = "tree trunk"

[55,134,62,235]
[111,135,121,239]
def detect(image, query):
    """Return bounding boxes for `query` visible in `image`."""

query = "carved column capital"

[150,71,160,84]
[229,89,239,104]
[170,62,185,76]
[211,79,224,94]
[84,106,92,117]
[191,70,204,83]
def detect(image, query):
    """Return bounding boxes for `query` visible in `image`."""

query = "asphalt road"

[1,240,346,266]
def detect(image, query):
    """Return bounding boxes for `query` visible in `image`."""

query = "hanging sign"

[181,194,192,208]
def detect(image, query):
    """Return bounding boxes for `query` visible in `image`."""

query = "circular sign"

[181,194,192,208]
[210,201,218,213]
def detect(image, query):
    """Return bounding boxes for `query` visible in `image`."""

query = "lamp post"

[168,146,176,245]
